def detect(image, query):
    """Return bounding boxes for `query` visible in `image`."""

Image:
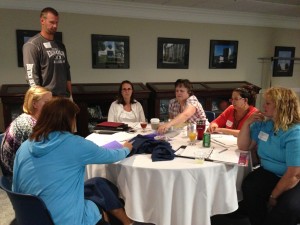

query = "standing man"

[23,7,72,98]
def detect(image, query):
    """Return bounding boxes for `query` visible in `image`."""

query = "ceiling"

[0,0,300,29]
[114,0,300,18]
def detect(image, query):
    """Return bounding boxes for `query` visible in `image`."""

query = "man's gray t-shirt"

[23,33,71,97]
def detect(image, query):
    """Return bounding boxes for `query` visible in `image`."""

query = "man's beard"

[47,28,57,35]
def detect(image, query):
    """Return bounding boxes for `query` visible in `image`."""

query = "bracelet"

[269,195,277,199]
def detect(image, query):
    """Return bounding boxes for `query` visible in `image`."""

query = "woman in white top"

[108,80,146,123]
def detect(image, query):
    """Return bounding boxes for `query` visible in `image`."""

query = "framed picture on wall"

[157,37,190,69]
[91,34,129,69]
[16,29,63,67]
[209,40,238,69]
[272,46,295,77]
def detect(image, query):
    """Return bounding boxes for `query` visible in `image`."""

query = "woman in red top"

[207,85,258,136]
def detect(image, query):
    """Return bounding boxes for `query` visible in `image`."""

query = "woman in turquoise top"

[238,87,300,225]
[13,98,134,225]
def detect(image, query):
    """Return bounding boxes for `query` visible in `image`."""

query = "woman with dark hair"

[108,80,145,122]
[157,79,206,134]
[12,98,134,225]
[207,85,258,136]
[238,87,300,225]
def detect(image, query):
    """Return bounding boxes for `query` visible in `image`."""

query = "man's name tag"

[258,131,269,142]
[43,42,52,48]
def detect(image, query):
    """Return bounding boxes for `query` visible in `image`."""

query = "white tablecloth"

[85,130,250,225]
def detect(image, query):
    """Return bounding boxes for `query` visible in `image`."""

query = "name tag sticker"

[43,42,52,48]
[226,120,233,127]
[258,131,269,142]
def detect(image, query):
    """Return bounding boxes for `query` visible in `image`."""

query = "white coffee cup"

[150,118,160,130]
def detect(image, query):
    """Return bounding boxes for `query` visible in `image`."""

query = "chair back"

[205,111,216,122]
[0,133,4,144]
[0,176,55,225]
[0,133,10,176]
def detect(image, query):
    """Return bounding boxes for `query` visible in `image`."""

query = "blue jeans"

[84,177,124,225]
[96,218,110,225]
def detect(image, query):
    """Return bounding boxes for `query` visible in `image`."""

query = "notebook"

[96,122,125,128]
[94,122,129,132]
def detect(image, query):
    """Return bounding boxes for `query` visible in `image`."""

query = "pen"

[218,148,228,154]
[176,155,214,162]
[205,158,214,162]
[175,145,187,152]
[211,139,228,148]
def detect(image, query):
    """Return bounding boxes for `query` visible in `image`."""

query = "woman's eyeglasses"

[229,97,244,102]
[122,88,132,91]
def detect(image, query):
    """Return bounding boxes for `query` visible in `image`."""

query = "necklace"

[233,108,249,129]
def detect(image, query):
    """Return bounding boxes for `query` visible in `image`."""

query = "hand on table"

[123,141,133,151]
[207,122,218,133]
[157,123,170,134]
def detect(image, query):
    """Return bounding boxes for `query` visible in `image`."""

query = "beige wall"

[0,8,300,130]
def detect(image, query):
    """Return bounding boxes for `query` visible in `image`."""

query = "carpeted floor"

[0,170,15,225]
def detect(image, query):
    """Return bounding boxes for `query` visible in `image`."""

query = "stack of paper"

[211,134,237,147]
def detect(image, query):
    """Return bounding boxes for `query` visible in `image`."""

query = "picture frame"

[272,46,295,77]
[16,29,63,67]
[91,34,129,69]
[157,37,190,69]
[209,40,238,69]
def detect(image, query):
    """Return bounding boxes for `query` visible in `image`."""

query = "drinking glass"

[194,151,205,164]
[187,123,197,145]
[188,132,197,145]
[140,119,148,132]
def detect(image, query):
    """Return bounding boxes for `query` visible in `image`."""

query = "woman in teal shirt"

[238,87,300,225]
[13,98,134,225]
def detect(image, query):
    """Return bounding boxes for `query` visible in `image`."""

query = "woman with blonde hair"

[0,86,52,177]
[238,87,300,225]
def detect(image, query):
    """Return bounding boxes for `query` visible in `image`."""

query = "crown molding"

[1,0,299,29]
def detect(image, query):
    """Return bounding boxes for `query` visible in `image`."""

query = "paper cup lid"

[150,118,160,123]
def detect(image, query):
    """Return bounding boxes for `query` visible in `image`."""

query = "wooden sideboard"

[0,81,260,136]
[146,81,261,121]
[0,83,151,137]
[72,83,150,137]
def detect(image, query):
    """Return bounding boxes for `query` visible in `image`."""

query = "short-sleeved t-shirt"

[168,95,206,123]
[250,120,300,177]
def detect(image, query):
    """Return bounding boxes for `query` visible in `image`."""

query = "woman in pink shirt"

[207,85,258,136]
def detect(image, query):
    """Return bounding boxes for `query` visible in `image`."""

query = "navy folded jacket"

[128,134,175,161]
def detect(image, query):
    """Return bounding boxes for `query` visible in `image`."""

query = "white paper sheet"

[85,133,114,146]
[211,134,237,147]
